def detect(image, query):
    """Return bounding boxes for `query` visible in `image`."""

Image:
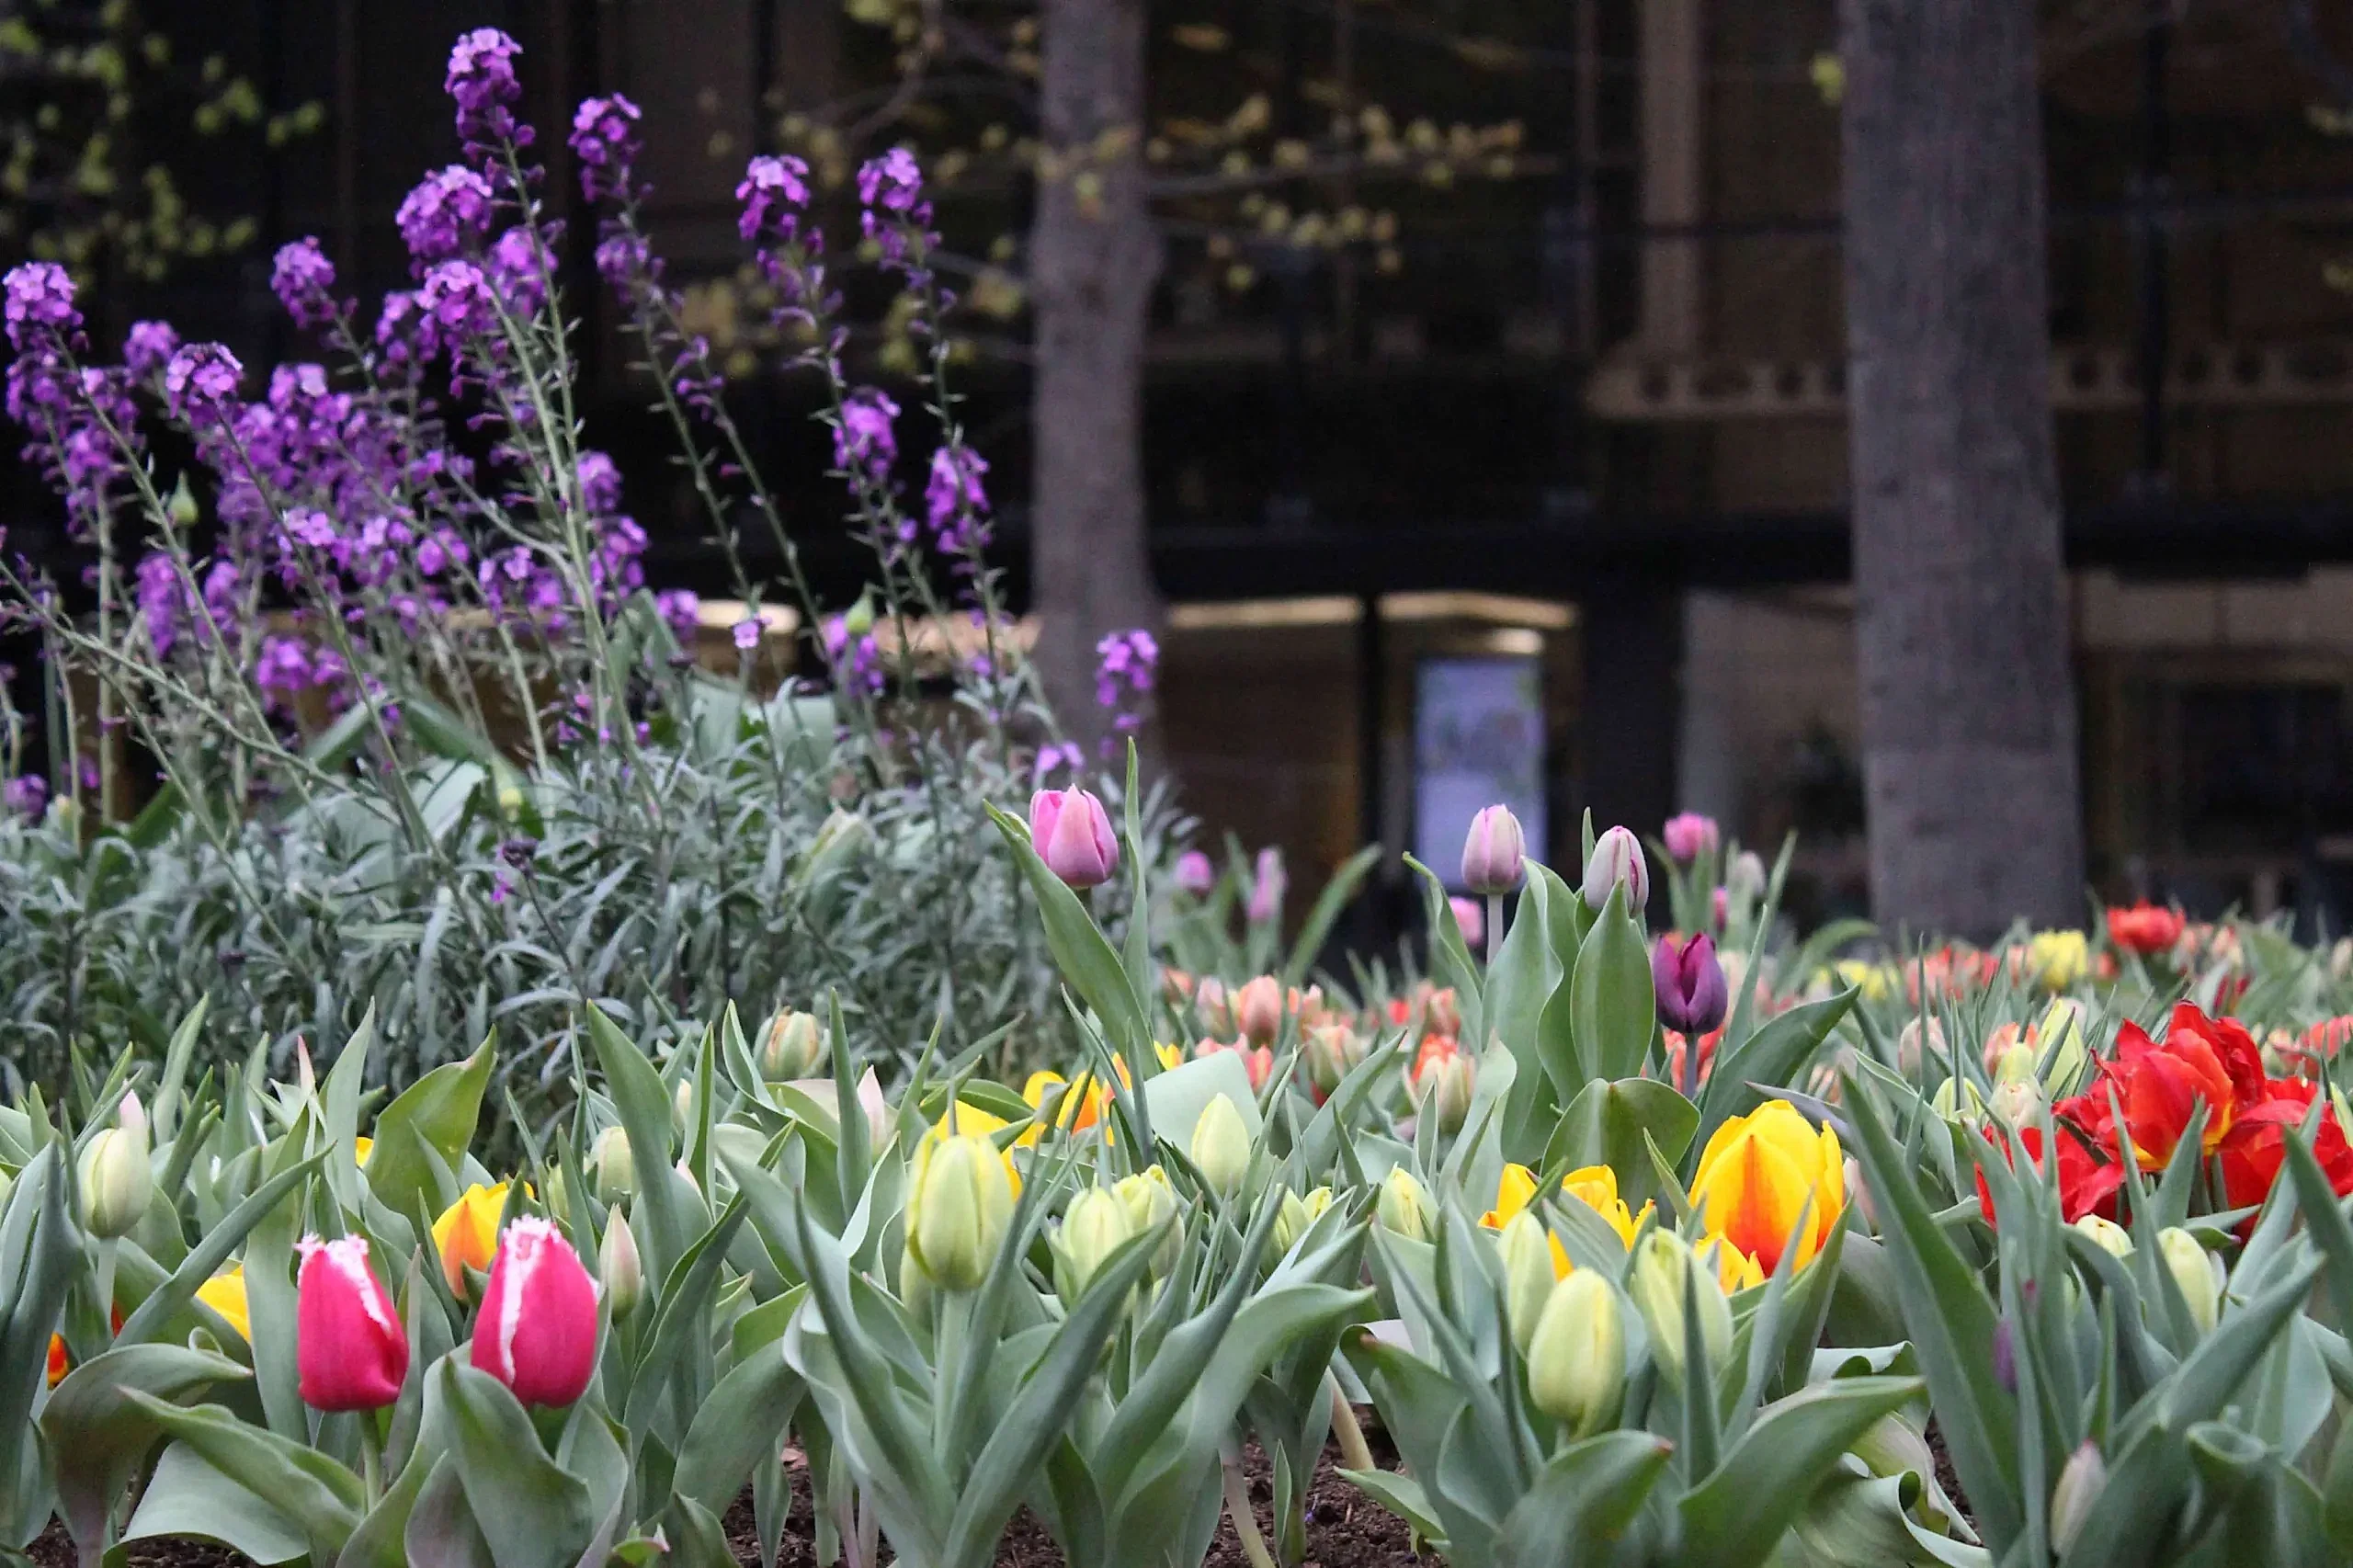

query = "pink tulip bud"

[1234,975,1284,1046]
[471,1217,599,1407]
[1449,895,1485,949]
[1582,825,1651,914]
[296,1235,408,1412]
[1460,804,1526,894]
[1029,787,1119,889]
[1174,849,1215,894]
[1246,847,1286,924]
[1662,812,1720,863]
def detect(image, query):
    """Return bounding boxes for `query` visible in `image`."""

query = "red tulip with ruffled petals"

[2064,1004,2261,1171]
[470,1216,599,1407]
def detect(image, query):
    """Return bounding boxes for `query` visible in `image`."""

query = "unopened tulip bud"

[1233,976,1283,1047]
[1029,786,1119,889]
[1582,825,1650,914]
[1193,977,1233,1036]
[1421,1047,1476,1134]
[672,1077,696,1131]
[1174,850,1215,894]
[1726,849,1767,902]
[591,1125,636,1206]
[1526,1270,1622,1434]
[1991,1041,2037,1086]
[759,1009,827,1081]
[2073,1214,2132,1258]
[1114,1165,1180,1273]
[1190,1093,1253,1199]
[2158,1227,2221,1334]
[1842,1157,1878,1232]
[599,1206,642,1322]
[1662,812,1720,863]
[1449,895,1485,949]
[78,1093,152,1239]
[295,1234,408,1412]
[472,1216,599,1407]
[1460,804,1526,894]
[1498,1212,1557,1356]
[1629,1231,1731,1387]
[1302,1023,1364,1094]
[801,808,871,878]
[1896,1016,1947,1077]
[1987,1077,2044,1128]
[2051,1441,2106,1556]
[1246,847,1286,924]
[908,1134,1014,1292]
[1055,1187,1133,1302]
[1653,932,1729,1035]
[1376,1166,1434,1243]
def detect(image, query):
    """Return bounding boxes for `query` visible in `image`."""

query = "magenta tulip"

[1174,849,1215,894]
[471,1216,599,1407]
[1460,804,1526,894]
[1654,932,1729,1035]
[1661,812,1720,863]
[1029,787,1119,889]
[296,1235,409,1412]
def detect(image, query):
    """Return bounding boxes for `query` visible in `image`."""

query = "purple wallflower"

[3,262,79,351]
[736,154,812,242]
[122,320,179,381]
[446,28,525,149]
[656,589,701,642]
[1094,629,1159,731]
[595,232,650,287]
[484,227,547,316]
[569,94,642,202]
[821,613,884,695]
[162,344,244,420]
[396,166,494,265]
[924,446,989,551]
[135,551,187,657]
[2,773,47,820]
[416,260,497,353]
[732,619,761,651]
[834,388,899,483]
[270,238,340,326]
[857,147,923,213]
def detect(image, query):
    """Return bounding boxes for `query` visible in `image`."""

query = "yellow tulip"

[432,1182,511,1296]
[1481,1162,1641,1266]
[1480,1162,1541,1229]
[1687,1099,1845,1280]
[924,1100,1024,1196]
[353,1137,373,1167]
[1831,960,1895,1004]
[194,1266,250,1342]
[2027,930,2087,992]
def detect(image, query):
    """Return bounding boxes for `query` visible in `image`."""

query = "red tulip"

[2106,903,2186,958]
[2056,1004,2262,1171]
[296,1235,408,1412]
[470,1216,598,1407]
[1974,1124,2122,1228]
[2217,1080,2353,1213]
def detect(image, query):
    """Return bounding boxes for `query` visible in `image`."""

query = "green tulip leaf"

[1677,1375,1925,1568]
[42,1343,250,1555]
[1569,884,1654,1084]
[1547,1076,1698,1209]
[120,1393,364,1556]
[436,1359,597,1568]
[123,1440,309,1566]
[365,1038,496,1221]
[1494,1430,1675,1568]
[1697,987,1858,1149]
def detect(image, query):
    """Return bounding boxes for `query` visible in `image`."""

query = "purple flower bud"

[1662,812,1720,863]
[1451,895,1485,949]
[498,835,540,869]
[1030,787,1119,889]
[1653,932,1728,1034]
[3,262,79,350]
[396,166,494,266]
[568,94,642,202]
[736,154,813,243]
[446,28,524,149]
[271,239,340,327]
[122,320,179,380]
[1582,824,1651,914]
[1460,803,1526,894]
[1247,847,1287,924]
[1992,1320,2017,1394]
[1174,849,1215,895]
[162,344,244,419]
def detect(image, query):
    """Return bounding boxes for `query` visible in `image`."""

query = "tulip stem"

[93,1238,117,1346]
[1222,1449,1279,1568]
[1486,893,1503,967]
[358,1415,382,1506]
[1327,1375,1376,1473]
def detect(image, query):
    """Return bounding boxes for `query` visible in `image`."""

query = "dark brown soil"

[34,1431,1426,1568]
[1923,1418,1978,1532]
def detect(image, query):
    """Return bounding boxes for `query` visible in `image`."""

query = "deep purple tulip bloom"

[1653,931,1728,1035]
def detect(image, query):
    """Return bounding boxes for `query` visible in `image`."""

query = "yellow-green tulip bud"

[1189,1093,1252,1199]
[1273,1188,1313,1255]
[1376,1167,1434,1243]
[1987,1076,2044,1128]
[1114,1165,1179,1273]
[79,1092,152,1240]
[672,1077,696,1131]
[907,1134,1014,1292]
[759,1009,828,1082]
[2157,1227,2220,1334]
[1629,1230,1731,1386]
[1498,1211,1557,1356]
[2073,1214,2132,1258]
[1526,1270,1622,1434]
[600,1205,642,1322]
[1055,1187,1133,1302]
[591,1125,636,1207]
[1991,1041,2037,1086]
[2051,1441,2106,1556]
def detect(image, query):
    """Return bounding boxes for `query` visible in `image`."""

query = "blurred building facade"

[10,2,2353,931]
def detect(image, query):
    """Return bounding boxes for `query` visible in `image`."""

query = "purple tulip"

[1174,849,1215,894]
[1460,804,1526,894]
[1029,787,1119,889]
[1653,932,1728,1035]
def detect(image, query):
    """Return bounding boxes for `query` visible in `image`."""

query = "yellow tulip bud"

[2073,1214,2132,1258]
[1055,1187,1133,1302]
[907,1133,1013,1292]
[1629,1230,1731,1386]
[1273,1188,1313,1255]
[1376,1166,1434,1243]
[2157,1227,2220,1334]
[1526,1270,1622,1435]
[759,1009,828,1082]
[78,1092,152,1240]
[600,1205,643,1322]
[2051,1441,2106,1556]
[591,1125,636,1207]
[1189,1093,1252,1199]
[1114,1165,1181,1274]
[1498,1211,1557,1356]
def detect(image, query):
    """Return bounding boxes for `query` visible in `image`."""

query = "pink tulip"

[296,1235,408,1412]
[1450,895,1485,949]
[1174,850,1215,894]
[1029,787,1119,889]
[471,1217,599,1407]
[1246,847,1286,924]
[1460,804,1526,894]
[1662,812,1720,863]
[1234,975,1283,1046]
